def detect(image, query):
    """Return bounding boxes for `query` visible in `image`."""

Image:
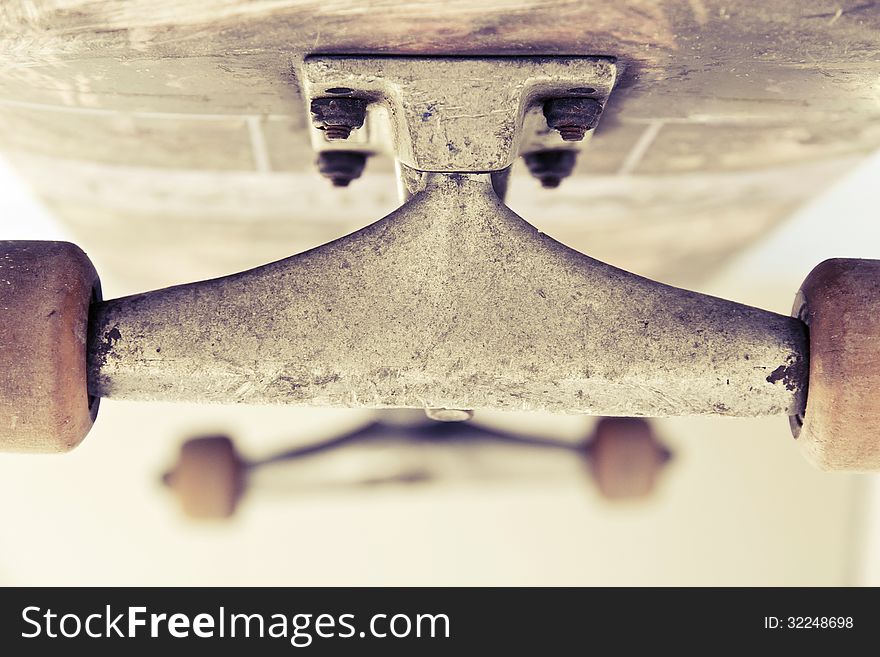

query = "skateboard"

[1,3,880,493]
[163,415,671,519]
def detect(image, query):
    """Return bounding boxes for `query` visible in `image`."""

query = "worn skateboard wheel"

[587,418,670,500]
[0,241,100,452]
[164,435,245,519]
[791,259,880,471]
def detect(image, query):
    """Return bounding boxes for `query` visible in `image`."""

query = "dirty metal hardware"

[316,151,368,187]
[523,150,578,188]
[543,97,603,142]
[300,56,617,173]
[309,97,368,140]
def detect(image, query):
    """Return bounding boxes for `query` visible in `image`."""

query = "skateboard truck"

[1,56,879,472]
[163,416,670,520]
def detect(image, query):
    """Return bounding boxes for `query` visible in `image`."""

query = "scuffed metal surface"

[88,173,808,417]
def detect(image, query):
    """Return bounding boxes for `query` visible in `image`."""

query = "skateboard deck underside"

[0,1,878,291]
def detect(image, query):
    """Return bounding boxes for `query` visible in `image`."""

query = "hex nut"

[543,97,602,141]
[523,150,578,188]
[310,97,368,140]
[316,151,368,187]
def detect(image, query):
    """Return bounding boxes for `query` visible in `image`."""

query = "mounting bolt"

[523,150,578,188]
[543,97,602,142]
[310,97,368,140]
[316,151,368,187]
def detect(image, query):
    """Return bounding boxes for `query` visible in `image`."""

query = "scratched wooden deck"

[0,1,878,293]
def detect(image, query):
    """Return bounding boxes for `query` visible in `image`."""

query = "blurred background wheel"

[587,418,671,500]
[164,435,245,520]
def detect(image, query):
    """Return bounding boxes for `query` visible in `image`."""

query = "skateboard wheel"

[587,418,669,500]
[791,259,880,471]
[164,435,244,519]
[0,241,100,452]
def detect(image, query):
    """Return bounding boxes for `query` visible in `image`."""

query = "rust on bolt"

[543,97,602,142]
[310,97,368,141]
